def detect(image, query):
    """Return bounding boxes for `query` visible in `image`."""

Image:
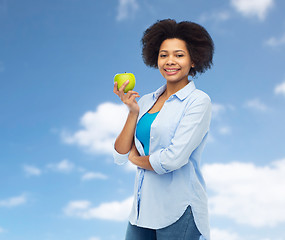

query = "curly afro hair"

[141,19,214,77]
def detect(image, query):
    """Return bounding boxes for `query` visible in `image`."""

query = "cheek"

[182,60,192,71]
[157,62,166,75]
[157,59,162,69]
[158,66,164,75]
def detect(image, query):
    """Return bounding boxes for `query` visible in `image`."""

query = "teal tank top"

[136,112,159,156]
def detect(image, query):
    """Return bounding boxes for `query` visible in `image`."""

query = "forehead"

[159,38,188,51]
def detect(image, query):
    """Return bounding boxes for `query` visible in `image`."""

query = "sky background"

[1,0,285,239]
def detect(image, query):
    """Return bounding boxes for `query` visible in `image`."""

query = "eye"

[159,54,167,58]
[177,54,184,58]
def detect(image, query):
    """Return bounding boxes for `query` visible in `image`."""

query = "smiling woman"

[113,19,214,240]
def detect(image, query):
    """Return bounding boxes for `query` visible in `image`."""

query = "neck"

[164,78,189,98]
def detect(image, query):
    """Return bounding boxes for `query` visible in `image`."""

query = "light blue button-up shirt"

[113,81,212,240]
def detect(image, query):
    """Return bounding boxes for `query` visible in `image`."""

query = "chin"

[165,75,188,83]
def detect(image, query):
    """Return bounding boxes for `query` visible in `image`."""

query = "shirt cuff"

[113,144,129,165]
[149,150,168,175]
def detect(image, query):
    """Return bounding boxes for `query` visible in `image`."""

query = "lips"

[164,68,180,75]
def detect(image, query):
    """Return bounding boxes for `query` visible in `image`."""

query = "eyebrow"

[159,50,186,53]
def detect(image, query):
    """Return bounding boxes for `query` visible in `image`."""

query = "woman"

[113,19,214,240]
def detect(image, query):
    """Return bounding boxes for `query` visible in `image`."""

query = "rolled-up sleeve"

[113,143,130,165]
[149,97,211,175]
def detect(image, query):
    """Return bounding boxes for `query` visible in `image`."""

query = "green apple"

[114,72,136,93]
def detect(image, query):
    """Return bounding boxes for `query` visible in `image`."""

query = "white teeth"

[165,69,179,72]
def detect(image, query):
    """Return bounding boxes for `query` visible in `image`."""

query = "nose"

[166,56,176,65]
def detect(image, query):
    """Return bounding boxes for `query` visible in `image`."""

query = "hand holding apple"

[114,72,136,93]
[113,72,140,114]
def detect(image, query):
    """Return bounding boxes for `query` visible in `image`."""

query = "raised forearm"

[114,111,139,154]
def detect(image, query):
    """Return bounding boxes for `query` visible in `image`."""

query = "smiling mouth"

[164,68,180,74]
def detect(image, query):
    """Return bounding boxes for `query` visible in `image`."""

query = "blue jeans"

[125,206,201,240]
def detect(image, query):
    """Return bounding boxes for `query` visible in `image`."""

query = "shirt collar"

[153,84,167,100]
[152,81,196,101]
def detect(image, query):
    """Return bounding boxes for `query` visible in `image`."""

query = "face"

[157,38,194,84]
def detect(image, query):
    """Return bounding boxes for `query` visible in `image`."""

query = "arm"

[114,111,139,154]
[149,97,212,175]
[128,143,154,171]
[113,81,140,155]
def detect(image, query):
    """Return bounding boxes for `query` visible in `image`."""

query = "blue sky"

[1,0,285,239]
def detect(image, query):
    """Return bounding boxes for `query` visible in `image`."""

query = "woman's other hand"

[114,80,140,114]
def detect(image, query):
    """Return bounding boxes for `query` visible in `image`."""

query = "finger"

[125,89,140,99]
[125,90,139,99]
[119,80,129,92]
[126,90,139,95]
[129,94,140,101]
[123,94,139,106]
[113,82,119,95]
[125,91,139,99]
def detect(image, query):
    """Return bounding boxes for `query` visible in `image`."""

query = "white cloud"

[211,228,241,240]
[47,159,74,173]
[218,126,232,135]
[116,0,139,21]
[265,33,285,47]
[274,81,285,96]
[210,103,234,141]
[211,103,235,119]
[63,196,133,221]
[230,0,274,20]
[212,103,226,119]
[0,227,4,233]
[203,159,285,227]
[81,172,108,181]
[23,165,41,176]
[62,102,128,155]
[244,98,268,111]
[0,194,27,208]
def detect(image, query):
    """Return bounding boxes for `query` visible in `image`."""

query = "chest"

[138,97,189,149]
[147,95,166,113]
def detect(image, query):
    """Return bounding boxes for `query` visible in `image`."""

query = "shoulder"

[182,88,212,117]
[189,88,211,105]
[137,92,153,107]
